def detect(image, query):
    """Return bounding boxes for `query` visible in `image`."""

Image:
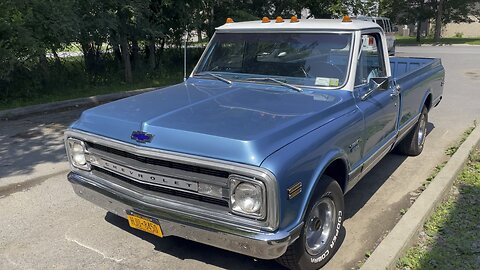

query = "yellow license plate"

[126,212,163,237]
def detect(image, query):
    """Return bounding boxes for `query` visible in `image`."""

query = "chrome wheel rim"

[304,197,336,256]
[417,113,427,147]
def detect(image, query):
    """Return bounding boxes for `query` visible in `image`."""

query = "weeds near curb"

[445,121,477,157]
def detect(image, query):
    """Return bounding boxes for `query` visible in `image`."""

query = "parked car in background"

[356,16,397,55]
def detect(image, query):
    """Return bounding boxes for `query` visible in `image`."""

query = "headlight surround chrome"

[66,138,91,171]
[229,175,266,219]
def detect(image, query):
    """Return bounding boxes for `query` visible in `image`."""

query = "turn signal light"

[342,15,352,23]
[275,16,284,23]
[262,17,270,23]
[226,18,234,23]
[290,16,299,23]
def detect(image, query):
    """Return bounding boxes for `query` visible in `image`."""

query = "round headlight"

[232,183,262,214]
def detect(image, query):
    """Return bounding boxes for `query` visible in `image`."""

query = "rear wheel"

[395,106,428,156]
[277,176,344,270]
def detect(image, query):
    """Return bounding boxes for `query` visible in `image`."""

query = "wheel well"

[425,94,432,111]
[323,159,348,192]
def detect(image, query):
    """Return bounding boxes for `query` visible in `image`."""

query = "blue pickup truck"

[65,17,444,270]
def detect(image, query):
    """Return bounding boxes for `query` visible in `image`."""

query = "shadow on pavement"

[0,107,85,180]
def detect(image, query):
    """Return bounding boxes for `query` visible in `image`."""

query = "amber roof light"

[226,18,234,23]
[262,17,270,23]
[342,15,352,23]
[290,16,299,23]
[275,16,284,23]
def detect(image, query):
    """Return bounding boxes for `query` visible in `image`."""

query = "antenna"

[183,26,188,82]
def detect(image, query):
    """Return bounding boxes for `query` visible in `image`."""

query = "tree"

[433,0,480,41]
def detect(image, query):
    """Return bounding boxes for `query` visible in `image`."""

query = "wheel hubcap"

[305,197,336,256]
[417,113,427,147]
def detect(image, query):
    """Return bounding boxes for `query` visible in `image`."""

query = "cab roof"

[216,19,380,32]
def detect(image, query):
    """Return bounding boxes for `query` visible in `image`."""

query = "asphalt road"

[1,46,480,270]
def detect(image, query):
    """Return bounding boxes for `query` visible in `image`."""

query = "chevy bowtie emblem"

[131,131,154,143]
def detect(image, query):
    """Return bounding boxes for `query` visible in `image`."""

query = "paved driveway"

[1,46,480,269]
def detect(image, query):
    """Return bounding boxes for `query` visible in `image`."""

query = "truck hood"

[71,78,353,166]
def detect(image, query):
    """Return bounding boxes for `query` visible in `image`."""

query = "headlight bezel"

[229,175,267,219]
[66,138,91,171]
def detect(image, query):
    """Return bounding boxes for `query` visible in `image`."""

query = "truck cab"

[65,16,444,270]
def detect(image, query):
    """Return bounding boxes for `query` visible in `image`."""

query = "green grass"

[0,72,183,111]
[396,36,480,45]
[397,147,480,270]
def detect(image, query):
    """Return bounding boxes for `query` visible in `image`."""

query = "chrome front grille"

[86,142,230,208]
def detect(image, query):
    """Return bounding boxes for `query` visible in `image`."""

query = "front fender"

[261,109,363,231]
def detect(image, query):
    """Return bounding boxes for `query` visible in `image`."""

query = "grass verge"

[397,147,480,270]
[396,36,480,45]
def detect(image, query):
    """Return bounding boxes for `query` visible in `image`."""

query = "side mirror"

[393,26,399,32]
[369,77,389,91]
[362,77,390,100]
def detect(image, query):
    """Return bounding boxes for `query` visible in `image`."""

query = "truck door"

[354,32,399,172]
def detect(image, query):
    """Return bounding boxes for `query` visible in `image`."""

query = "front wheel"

[276,176,344,270]
[395,106,428,156]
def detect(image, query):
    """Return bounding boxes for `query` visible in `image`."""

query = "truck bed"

[390,57,442,80]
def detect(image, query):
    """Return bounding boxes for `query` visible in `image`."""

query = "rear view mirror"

[369,77,389,91]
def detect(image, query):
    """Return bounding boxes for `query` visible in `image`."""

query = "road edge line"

[360,122,480,270]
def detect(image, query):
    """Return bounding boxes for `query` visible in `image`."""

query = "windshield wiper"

[196,72,232,84]
[246,77,302,92]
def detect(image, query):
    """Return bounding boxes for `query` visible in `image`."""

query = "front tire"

[277,176,344,270]
[395,106,428,156]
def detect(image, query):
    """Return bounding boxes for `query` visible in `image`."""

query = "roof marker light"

[226,18,234,23]
[262,17,270,23]
[276,16,284,23]
[290,16,299,23]
[342,15,352,23]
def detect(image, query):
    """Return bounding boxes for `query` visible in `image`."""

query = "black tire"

[276,176,345,270]
[395,106,428,156]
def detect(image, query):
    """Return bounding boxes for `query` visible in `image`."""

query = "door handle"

[390,85,400,97]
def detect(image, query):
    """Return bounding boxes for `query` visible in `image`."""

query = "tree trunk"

[120,36,133,83]
[148,39,156,70]
[113,44,123,69]
[131,38,140,70]
[51,48,62,67]
[38,52,49,87]
[197,29,203,43]
[416,20,422,42]
[434,0,444,42]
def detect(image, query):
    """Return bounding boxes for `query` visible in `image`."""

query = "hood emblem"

[131,131,154,143]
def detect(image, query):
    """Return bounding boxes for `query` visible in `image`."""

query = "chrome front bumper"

[68,172,302,260]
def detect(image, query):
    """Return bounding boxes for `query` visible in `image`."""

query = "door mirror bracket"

[361,77,390,100]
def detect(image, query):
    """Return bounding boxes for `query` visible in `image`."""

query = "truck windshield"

[195,32,353,88]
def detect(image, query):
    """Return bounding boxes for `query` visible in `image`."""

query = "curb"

[397,43,480,47]
[0,87,158,120]
[360,123,480,270]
